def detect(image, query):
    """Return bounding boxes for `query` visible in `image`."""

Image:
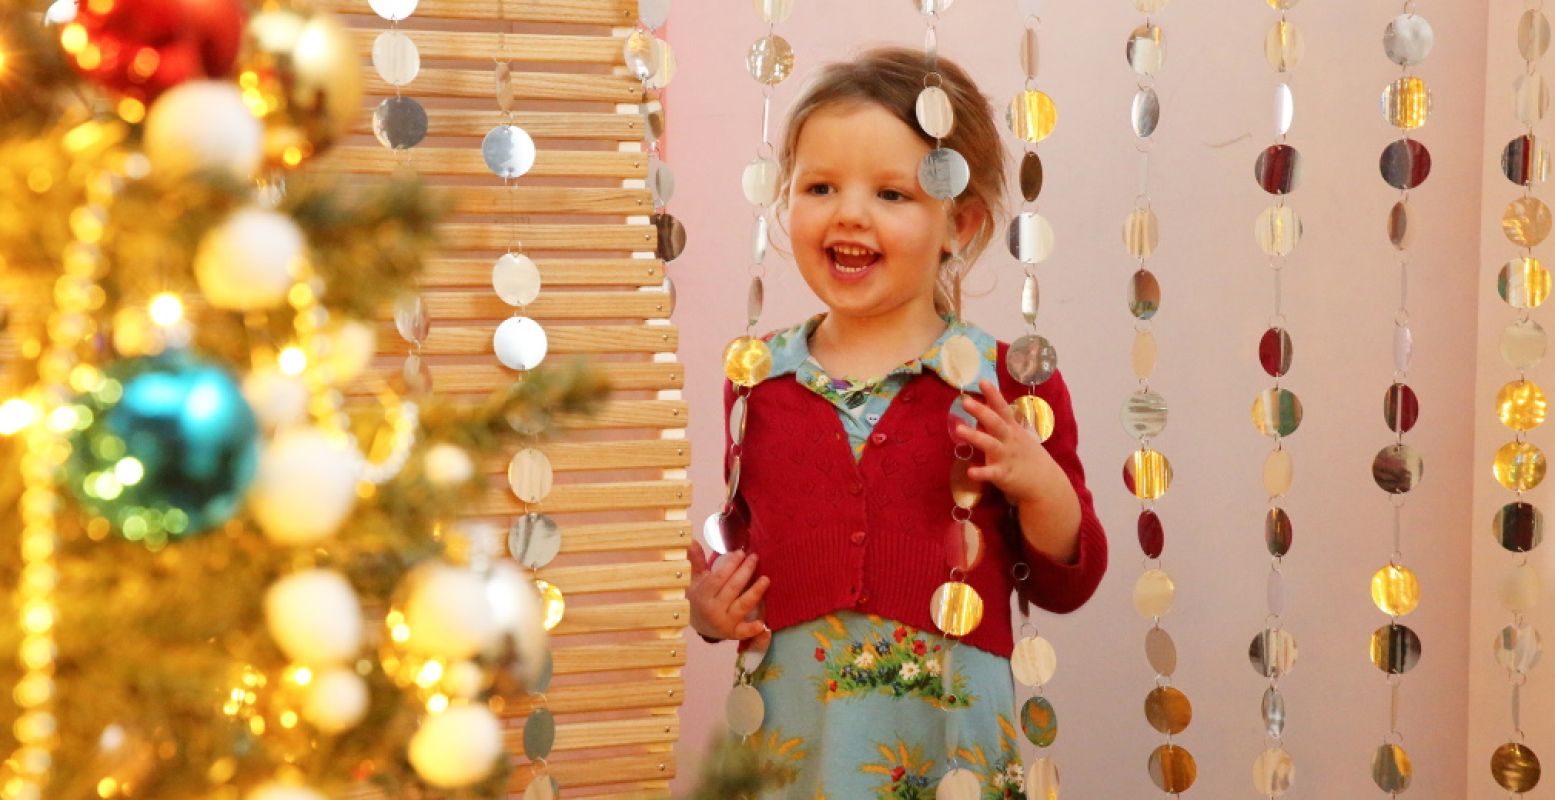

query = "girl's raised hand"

[687,544,771,642]
[956,378,1059,506]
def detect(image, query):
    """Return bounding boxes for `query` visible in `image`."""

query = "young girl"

[688,47,1108,798]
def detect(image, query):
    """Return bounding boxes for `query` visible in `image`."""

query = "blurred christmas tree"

[0,3,605,797]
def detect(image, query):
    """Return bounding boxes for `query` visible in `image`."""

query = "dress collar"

[764,313,1001,391]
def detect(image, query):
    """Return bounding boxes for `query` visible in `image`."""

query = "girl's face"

[787,102,973,324]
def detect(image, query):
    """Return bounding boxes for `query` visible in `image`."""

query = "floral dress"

[740,315,1026,800]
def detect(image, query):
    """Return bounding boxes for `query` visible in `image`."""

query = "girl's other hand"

[687,543,771,642]
[957,378,1062,505]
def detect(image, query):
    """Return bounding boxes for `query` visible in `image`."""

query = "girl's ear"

[947,199,988,256]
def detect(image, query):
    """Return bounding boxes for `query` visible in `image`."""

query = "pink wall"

[667,2,1489,795]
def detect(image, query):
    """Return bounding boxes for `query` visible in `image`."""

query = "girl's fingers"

[716,552,760,604]
[956,423,1004,458]
[732,620,768,640]
[704,549,745,593]
[688,540,709,577]
[730,575,771,618]
[978,379,1020,426]
[961,393,1011,439]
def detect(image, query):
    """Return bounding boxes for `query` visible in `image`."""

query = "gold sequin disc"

[930,581,984,637]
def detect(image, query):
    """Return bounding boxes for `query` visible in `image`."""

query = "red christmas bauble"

[63,0,245,102]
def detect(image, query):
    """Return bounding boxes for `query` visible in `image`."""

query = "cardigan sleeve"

[996,364,1109,614]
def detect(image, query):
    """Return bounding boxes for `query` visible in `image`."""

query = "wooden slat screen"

[323,1,688,795]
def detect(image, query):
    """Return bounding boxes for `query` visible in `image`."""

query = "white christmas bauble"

[249,427,360,546]
[264,569,363,666]
[404,564,499,661]
[424,443,475,486]
[242,368,309,431]
[407,704,504,789]
[247,782,327,800]
[302,666,370,734]
[322,319,376,383]
[445,660,487,700]
[194,207,305,311]
[144,81,263,179]
[485,560,547,682]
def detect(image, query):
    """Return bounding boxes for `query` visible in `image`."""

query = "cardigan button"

[848,482,863,496]
[849,530,866,545]
[869,432,888,446]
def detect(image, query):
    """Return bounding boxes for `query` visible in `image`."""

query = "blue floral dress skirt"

[743,613,1025,799]
[738,316,1027,798]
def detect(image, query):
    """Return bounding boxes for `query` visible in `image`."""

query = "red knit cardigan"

[717,340,1108,658]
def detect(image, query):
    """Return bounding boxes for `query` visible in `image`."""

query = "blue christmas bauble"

[67,350,260,547]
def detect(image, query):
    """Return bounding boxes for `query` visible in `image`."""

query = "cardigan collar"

[764,313,1002,396]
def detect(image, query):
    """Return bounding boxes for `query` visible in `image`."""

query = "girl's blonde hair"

[776,46,1007,316]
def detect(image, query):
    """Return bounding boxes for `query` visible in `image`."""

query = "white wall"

[667,1,1491,795]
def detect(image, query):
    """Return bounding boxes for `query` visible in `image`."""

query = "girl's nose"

[834,189,869,228]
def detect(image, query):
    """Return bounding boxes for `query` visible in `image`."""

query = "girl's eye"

[806,184,832,196]
[879,189,906,202]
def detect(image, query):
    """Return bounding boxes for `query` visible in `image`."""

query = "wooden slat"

[321,0,637,25]
[348,30,624,65]
[429,185,650,216]
[350,109,643,141]
[377,323,676,356]
[474,479,690,515]
[437,222,655,252]
[322,146,646,179]
[538,560,688,595]
[391,291,671,322]
[552,600,686,636]
[484,439,689,472]
[504,676,683,717]
[352,360,680,395]
[511,753,672,794]
[508,716,677,753]
[418,257,662,288]
[553,400,687,431]
[366,69,640,102]
[552,639,685,675]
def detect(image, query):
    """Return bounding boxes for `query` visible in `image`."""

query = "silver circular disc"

[729,394,748,446]
[1129,269,1161,319]
[523,708,556,760]
[916,87,955,138]
[507,448,554,505]
[640,0,671,28]
[746,34,795,85]
[1372,743,1413,793]
[1380,138,1431,191]
[1516,73,1551,126]
[1503,319,1548,370]
[494,253,542,307]
[1372,443,1424,494]
[742,157,780,207]
[1011,636,1057,687]
[624,30,662,82]
[752,0,794,24]
[394,293,430,345]
[1371,623,1422,674]
[1262,686,1286,737]
[649,157,676,207]
[1522,10,1552,61]
[1504,135,1550,187]
[1492,501,1543,553]
[523,776,558,800]
[1495,623,1543,673]
[1007,334,1057,386]
[919,147,970,199]
[702,512,730,555]
[494,316,549,371]
[373,96,427,150]
[1021,274,1040,325]
[1389,200,1412,249]
[372,30,421,86]
[653,213,687,261]
[726,683,764,736]
[1122,390,1168,439]
[1146,626,1177,676]
[645,41,677,90]
[746,277,764,328]
[751,215,769,264]
[483,125,537,180]
[1274,82,1294,137]
[1249,628,1298,678]
[1127,23,1165,75]
[936,768,980,800]
[1252,747,1294,796]
[508,512,562,569]
[1008,211,1056,265]
[368,0,418,21]
[1255,144,1301,195]
[1132,87,1161,138]
[1383,14,1434,66]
